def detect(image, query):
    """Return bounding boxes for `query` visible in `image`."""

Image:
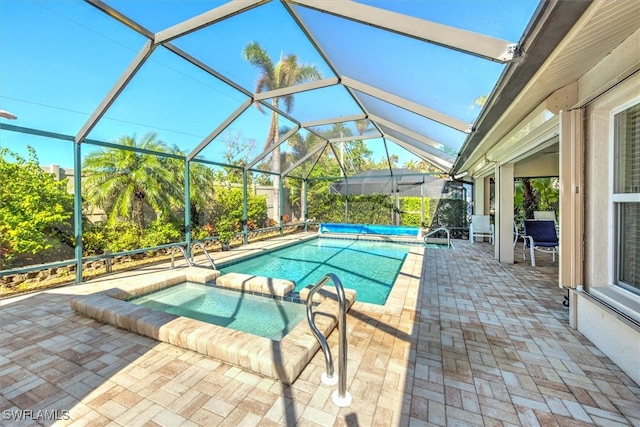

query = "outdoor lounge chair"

[534,210,559,234]
[533,210,556,221]
[513,221,523,248]
[469,215,494,244]
[523,220,559,266]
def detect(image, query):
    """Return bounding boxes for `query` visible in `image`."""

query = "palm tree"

[355,119,374,136]
[531,177,559,211]
[242,41,322,220]
[83,132,182,229]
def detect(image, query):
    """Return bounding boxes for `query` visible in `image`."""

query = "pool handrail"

[170,245,192,268]
[424,227,452,248]
[190,241,217,270]
[306,273,352,407]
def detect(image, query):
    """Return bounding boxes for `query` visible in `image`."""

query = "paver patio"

[1,234,639,426]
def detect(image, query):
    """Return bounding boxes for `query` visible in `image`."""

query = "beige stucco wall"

[514,153,559,178]
[583,72,640,287]
[578,42,640,385]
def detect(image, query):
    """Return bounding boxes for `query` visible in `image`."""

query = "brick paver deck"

[1,235,639,426]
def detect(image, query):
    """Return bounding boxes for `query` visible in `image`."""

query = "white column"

[496,162,515,263]
[473,177,486,214]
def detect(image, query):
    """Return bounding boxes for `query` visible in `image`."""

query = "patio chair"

[469,215,494,244]
[523,220,559,266]
[534,210,559,234]
[533,210,556,221]
[513,221,523,248]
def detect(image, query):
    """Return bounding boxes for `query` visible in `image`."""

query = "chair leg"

[530,246,536,267]
[524,237,535,266]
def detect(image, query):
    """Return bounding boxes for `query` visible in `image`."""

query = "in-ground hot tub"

[319,222,420,237]
[70,266,355,384]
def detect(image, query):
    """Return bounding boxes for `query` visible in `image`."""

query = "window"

[613,102,640,294]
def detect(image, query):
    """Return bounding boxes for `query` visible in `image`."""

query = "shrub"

[104,221,142,253]
[82,224,107,256]
[141,220,182,248]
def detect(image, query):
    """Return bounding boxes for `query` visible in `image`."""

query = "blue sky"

[0,0,539,170]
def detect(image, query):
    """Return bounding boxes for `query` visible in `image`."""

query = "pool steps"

[70,266,356,384]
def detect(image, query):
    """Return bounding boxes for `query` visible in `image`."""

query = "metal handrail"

[170,245,192,269]
[424,227,451,248]
[306,273,352,407]
[190,242,217,269]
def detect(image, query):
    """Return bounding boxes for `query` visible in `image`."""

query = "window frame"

[610,99,640,296]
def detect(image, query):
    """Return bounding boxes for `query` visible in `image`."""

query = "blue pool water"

[220,238,411,305]
[131,283,306,340]
[319,223,420,236]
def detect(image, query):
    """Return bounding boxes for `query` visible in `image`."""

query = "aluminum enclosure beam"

[328,133,381,144]
[281,142,328,177]
[84,0,155,39]
[288,0,519,63]
[187,99,252,161]
[245,126,300,171]
[155,0,268,44]
[369,114,455,161]
[300,114,367,128]
[343,77,471,133]
[282,1,382,138]
[282,142,329,176]
[385,136,452,171]
[254,77,340,101]
[75,41,156,143]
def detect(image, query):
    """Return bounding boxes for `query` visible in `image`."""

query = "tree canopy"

[82,133,183,229]
[0,146,73,267]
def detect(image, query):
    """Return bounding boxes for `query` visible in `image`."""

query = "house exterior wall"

[577,51,640,385]
[582,64,639,292]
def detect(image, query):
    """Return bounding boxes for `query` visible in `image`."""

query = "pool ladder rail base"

[169,243,216,270]
[424,227,452,249]
[306,273,352,407]
[190,242,217,270]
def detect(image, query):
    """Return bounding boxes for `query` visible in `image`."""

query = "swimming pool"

[319,223,420,237]
[220,238,411,305]
[131,282,305,341]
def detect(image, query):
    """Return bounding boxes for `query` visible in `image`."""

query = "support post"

[302,180,308,231]
[74,141,83,284]
[473,176,486,215]
[243,170,249,245]
[184,160,191,258]
[344,179,349,223]
[421,182,425,226]
[496,162,514,263]
[279,177,284,237]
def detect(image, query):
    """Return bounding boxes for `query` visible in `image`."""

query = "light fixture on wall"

[453,171,468,179]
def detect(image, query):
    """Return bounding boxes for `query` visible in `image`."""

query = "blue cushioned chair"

[523,220,559,267]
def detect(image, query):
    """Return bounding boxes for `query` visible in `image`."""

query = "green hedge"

[399,197,430,226]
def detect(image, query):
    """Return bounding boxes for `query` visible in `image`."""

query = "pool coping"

[69,266,356,384]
